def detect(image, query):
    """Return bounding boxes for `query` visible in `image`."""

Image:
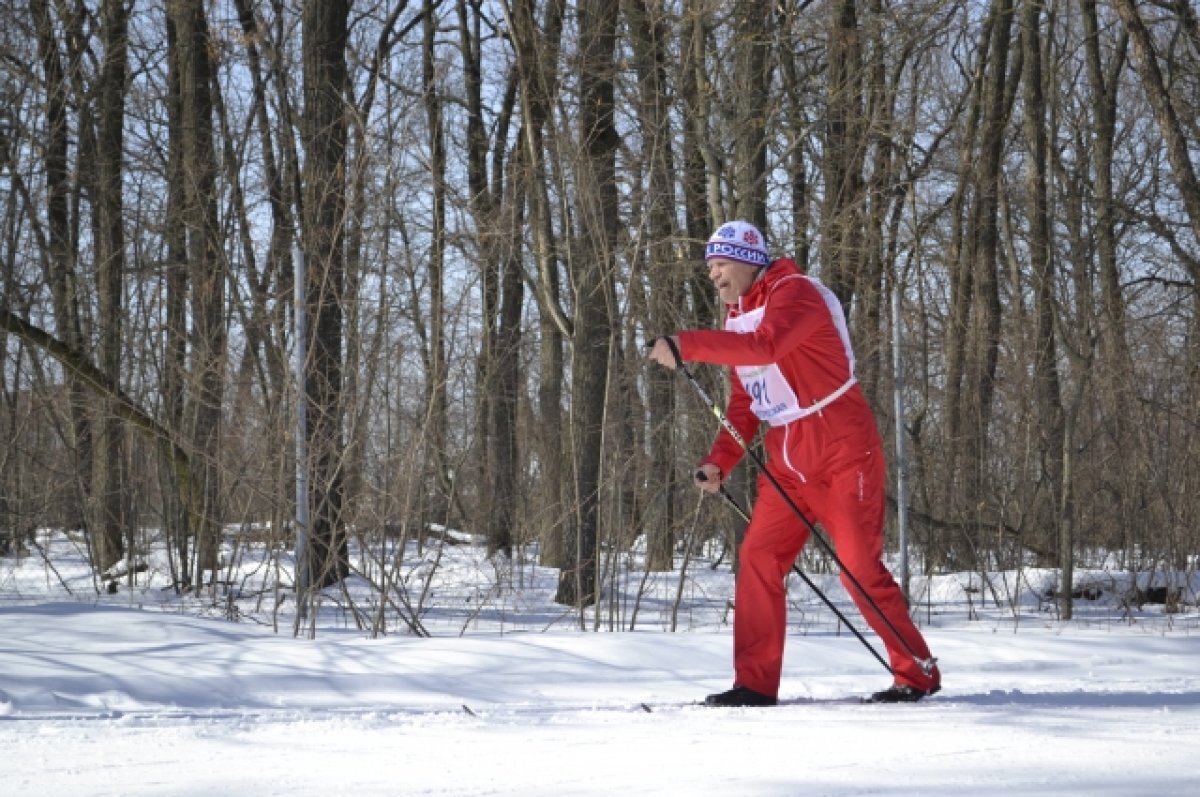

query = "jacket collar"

[732,258,802,312]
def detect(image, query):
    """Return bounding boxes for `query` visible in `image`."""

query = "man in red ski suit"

[648,220,940,706]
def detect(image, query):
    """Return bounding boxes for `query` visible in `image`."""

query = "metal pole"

[891,277,911,601]
[294,247,310,626]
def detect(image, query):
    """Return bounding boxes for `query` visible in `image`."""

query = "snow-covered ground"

[2,529,1199,796]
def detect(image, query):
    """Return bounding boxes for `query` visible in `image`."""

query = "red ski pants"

[731,446,939,697]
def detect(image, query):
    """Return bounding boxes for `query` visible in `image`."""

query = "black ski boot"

[704,685,777,707]
[863,682,940,704]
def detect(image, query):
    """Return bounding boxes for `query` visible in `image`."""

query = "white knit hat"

[705,221,769,267]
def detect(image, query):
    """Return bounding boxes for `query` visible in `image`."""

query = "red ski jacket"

[678,257,882,485]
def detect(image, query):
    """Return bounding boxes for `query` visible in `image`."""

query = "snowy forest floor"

[2,528,1199,796]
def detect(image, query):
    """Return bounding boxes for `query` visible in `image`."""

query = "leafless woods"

[0,1,1196,620]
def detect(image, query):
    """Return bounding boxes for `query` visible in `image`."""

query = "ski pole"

[653,336,935,676]
[697,470,893,676]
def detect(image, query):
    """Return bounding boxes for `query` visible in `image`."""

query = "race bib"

[725,307,803,426]
[725,288,857,426]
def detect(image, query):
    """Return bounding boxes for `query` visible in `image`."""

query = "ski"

[458,692,931,717]
[460,700,666,718]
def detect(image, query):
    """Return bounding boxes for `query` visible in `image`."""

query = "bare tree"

[731,0,771,223]
[1080,0,1134,560]
[420,0,451,530]
[1017,0,1068,612]
[456,0,523,558]
[1112,0,1200,572]
[942,0,1016,569]
[90,0,131,573]
[30,0,90,533]
[167,0,226,585]
[2,0,1199,631]
[162,2,189,586]
[821,0,867,310]
[506,0,570,568]
[625,0,681,571]
[776,0,817,272]
[555,0,620,609]
[300,0,351,593]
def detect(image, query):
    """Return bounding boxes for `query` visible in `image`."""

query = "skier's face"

[707,257,759,305]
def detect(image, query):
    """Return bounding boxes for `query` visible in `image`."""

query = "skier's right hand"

[694,463,725,494]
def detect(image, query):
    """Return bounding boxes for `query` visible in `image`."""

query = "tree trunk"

[507,0,570,568]
[555,0,620,609]
[300,0,351,590]
[855,1,885,400]
[458,0,521,558]
[821,0,866,309]
[680,0,715,326]
[169,0,226,583]
[421,0,451,529]
[1081,0,1134,558]
[626,0,679,571]
[459,0,497,548]
[162,5,190,584]
[776,0,815,272]
[731,0,771,224]
[91,0,130,573]
[491,196,526,560]
[944,0,1015,567]
[31,0,91,533]
[1018,0,1067,614]
[939,15,990,563]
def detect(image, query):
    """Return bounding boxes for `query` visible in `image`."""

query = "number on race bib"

[748,379,770,407]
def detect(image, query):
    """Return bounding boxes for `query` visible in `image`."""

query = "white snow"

[2,530,1199,796]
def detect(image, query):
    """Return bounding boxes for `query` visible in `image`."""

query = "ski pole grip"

[662,336,685,369]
